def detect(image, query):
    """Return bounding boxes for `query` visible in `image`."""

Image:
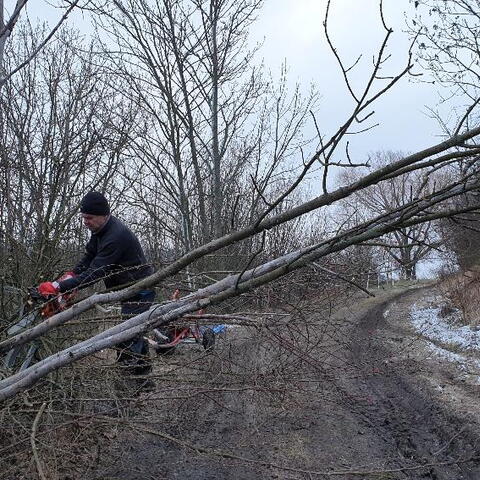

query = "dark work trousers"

[117,290,155,375]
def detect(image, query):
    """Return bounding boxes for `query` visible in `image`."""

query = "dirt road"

[90,285,480,479]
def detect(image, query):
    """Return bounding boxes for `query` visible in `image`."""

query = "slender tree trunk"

[211,0,222,240]
[0,0,6,75]
[164,3,209,245]
[404,263,416,280]
[0,0,27,79]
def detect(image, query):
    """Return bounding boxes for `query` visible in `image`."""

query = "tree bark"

[1,174,479,401]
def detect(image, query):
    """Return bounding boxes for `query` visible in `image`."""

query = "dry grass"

[438,268,480,326]
[0,351,140,479]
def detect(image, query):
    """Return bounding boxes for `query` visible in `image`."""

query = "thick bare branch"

[1,168,479,401]
[1,125,480,358]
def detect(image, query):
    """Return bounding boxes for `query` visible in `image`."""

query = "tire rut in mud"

[345,290,480,479]
[88,288,480,479]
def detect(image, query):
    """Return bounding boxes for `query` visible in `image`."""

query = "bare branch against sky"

[28,0,450,164]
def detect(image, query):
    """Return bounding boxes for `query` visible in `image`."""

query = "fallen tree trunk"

[1,175,479,402]
[1,127,479,358]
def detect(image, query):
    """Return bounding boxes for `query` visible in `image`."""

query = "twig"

[31,402,47,480]
[309,110,329,194]
[312,262,375,297]
[432,426,466,456]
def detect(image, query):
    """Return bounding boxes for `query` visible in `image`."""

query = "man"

[38,191,155,377]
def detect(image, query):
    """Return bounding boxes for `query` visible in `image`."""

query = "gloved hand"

[38,281,59,297]
[58,271,75,282]
[56,271,77,299]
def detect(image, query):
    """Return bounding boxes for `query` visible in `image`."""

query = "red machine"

[152,289,217,354]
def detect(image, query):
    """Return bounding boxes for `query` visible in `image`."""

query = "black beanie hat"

[80,191,110,216]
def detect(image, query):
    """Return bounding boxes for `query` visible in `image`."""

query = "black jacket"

[58,216,154,293]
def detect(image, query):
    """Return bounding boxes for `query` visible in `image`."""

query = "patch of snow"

[410,304,480,352]
[409,303,480,375]
[426,343,480,368]
[426,343,466,364]
[425,342,480,374]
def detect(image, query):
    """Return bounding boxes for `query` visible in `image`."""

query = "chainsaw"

[2,276,76,372]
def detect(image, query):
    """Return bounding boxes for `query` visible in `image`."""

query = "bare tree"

[337,151,442,279]
[410,0,480,271]
[0,0,85,87]
[411,0,480,133]
[91,0,316,263]
[0,24,137,290]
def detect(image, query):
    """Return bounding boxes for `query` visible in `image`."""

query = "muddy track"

[89,287,480,480]
[344,289,480,479]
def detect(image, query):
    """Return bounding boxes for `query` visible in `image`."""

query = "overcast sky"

[252,1,451,159]
[24,0,453,160]
[21,0,452,164]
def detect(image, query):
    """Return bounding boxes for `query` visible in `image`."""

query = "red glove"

[38,282,59,297]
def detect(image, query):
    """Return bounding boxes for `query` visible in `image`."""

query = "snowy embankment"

[407,302,480,371]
